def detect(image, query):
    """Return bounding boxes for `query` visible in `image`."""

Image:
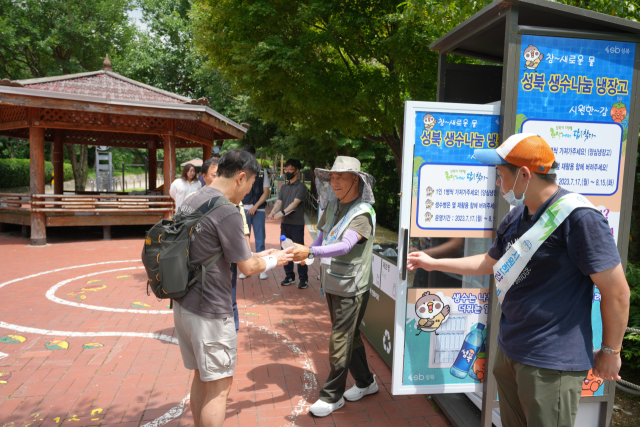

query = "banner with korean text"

[412,110,501,238]
[516,36,634,398]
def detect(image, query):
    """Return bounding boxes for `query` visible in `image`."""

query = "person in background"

[201,158,218,187]
[268,159,309,289]
[170,163,201,209]
[239,145,270,280]
[173,149,293,427]
[289,156,378,417]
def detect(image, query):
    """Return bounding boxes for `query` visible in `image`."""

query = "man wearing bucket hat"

[407,133,630,427]
[290,156,378,417]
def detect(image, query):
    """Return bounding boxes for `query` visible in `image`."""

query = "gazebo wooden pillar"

[202,145,212,162]
[29,109,46,246]
[148,142,157,191]
[52,130,64,194]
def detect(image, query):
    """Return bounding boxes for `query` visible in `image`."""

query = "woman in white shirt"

[169,164,201,209]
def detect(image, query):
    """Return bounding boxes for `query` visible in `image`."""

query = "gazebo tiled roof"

[0,55,246,149]
[19,72,187,104]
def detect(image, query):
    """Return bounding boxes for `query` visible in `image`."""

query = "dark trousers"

[319,291,374,403]
[230,263,239,333]
[493,347,587,427]
[281,223,308,281]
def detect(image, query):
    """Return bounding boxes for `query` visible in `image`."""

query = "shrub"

[0,159,70,188]
[623,262,640,369]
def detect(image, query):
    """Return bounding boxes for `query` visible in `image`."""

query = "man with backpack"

[172,150,293,427]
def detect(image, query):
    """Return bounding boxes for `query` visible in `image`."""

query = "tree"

[191,0,441,176]
[0,0,136,189]
[113,0,237,117]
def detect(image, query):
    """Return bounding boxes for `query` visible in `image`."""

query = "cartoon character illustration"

[611,102,627,124]
[523,44,544,70]
[425,199,434,209]
[423,114,436,130]
[415,291,450,335]
[426,186,434,196]
[424,212,433,222]
[581,370,604,396]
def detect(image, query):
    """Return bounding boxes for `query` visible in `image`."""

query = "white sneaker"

[238,272,247,279]
[309,397,344,417]
[259,272,268,280]
[343,375,378,401]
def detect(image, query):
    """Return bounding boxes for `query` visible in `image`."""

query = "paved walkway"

[0,217,451,427]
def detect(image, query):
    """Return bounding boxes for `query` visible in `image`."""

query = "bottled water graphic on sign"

[417,164,496,231]
[403,289,489,393]
[522,120,622,196]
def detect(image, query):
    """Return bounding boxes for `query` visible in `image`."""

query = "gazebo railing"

[1,193,173,215]
[30,194,173,214]
[0,193,31,212]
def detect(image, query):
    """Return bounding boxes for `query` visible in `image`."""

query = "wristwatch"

[308,247,315,260]
[601,345,623,355]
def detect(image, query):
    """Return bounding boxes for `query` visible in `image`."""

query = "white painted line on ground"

[0,260,141,291]
[140,394,191,427]
[0,321,178,344]
[46,267,172,314]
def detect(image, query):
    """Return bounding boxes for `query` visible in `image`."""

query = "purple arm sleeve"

[310,231,324,248]
[311,229,361,258]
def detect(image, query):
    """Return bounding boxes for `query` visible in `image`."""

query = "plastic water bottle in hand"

[280,235,313,265]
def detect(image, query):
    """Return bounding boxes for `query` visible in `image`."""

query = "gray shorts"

[173,302,237,382]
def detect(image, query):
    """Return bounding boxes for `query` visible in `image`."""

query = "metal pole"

[122,162,125,192]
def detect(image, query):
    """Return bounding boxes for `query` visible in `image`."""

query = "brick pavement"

[0,218,451,427]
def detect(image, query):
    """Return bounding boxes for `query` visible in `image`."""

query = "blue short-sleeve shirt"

[488,188,620,371]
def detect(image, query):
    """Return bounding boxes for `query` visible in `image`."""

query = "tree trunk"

[308,160,317,198]
[366,123,404,183]
[66,145,89,191]
[629,173,640,263]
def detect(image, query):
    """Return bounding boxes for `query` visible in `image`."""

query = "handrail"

[1,192,173,215]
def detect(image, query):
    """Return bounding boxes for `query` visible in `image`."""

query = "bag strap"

[198,250,225,308]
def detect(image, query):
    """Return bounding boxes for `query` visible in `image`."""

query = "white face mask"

[501,168,529,207]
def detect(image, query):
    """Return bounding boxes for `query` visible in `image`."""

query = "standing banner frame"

[393,101,501,396]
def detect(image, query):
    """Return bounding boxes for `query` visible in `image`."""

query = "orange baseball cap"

[474,133,556,174]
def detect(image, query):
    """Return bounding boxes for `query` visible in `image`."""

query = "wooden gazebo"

[0,56,246,245]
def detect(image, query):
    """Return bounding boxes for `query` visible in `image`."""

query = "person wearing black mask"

[268,158,309,288]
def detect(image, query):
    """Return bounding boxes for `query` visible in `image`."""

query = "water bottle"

[450,323,485,379]
[280,235,313,265]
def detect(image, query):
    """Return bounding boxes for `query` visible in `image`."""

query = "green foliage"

[0,159,53,188]
[624,262,640,369]
[0,137,30,159]
[0,0,136,79]
[191,0,440,171]
[361,143,401,230]
[113,0,237,117]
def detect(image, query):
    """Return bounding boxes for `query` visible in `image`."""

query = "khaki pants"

[493,347,588,427]
[319,291,374,403]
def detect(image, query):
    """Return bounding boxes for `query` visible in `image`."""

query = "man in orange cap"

[407,133,630,427]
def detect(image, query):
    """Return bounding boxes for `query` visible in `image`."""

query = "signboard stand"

[392,1,640,427]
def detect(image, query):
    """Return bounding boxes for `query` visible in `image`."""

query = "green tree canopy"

[0,0,135,79]
[191,0,440,173]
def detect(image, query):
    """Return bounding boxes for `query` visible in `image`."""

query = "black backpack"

[141,195,232,305]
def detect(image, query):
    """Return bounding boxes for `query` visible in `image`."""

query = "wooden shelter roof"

[0,57,246,149]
